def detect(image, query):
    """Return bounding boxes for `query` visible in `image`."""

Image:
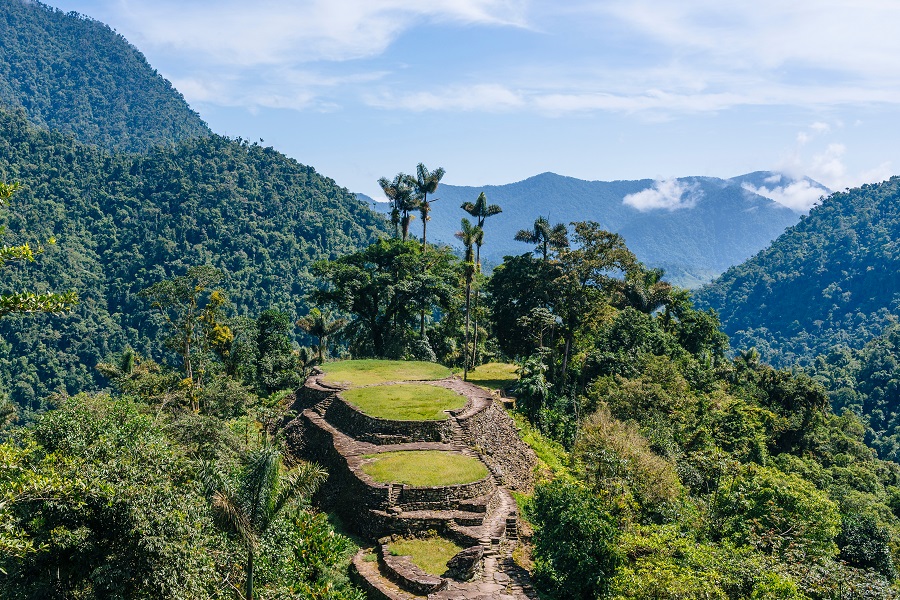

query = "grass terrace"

[361,450,489,487]
[342,383,467,421]
[466,362,519,391]
[388,536,464,576]
[321,359,451,388]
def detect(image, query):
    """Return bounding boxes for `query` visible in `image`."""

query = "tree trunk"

[471,245,481,368]
[245,549,254,600]
[463,280,471,381]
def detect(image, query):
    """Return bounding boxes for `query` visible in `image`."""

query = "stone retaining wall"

[397,476,494,507]
[325,395,454,444]
[458,400,536,491]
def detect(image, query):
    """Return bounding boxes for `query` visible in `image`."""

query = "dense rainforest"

[694,177,900,368]
[0,106,386,415]
[0,0,209,152]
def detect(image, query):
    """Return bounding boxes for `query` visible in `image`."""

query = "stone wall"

[325,395,454,444]
[458,400,536,491]
[396,476,494,508]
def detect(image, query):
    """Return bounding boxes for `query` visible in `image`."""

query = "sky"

[44,0,900,210]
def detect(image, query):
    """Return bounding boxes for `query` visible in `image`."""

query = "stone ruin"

[283,367,539,599]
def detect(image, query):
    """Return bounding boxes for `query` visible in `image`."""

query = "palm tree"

[618,267,673,314]
[204,443,327,600]
[455,218,481,381]
[415,163,445,249]
[378,173,419,241]
[461,192,502,366]
[514,216,569,261]
[296,308,348,362]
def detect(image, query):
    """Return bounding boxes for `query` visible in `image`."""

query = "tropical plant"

[462,191,502,365]
[296,307,348,363]
[456,218,481,379]
[514,216,569,261]
[415,163,445,249]
[378,172,419,241]
[204,442,328,600]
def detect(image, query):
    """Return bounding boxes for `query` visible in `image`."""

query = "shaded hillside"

[0,0,208,151]
[370,171,808,287]
[694,177,900,367]
[0,107,387,408]
[811,325,900,461]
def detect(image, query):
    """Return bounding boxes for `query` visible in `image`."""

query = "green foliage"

[0,0,209,152]
[712,465,841,560]
[312,238,457,358]
[0,395,220,599]
[529,480,622,600]
[695,177,900,367]
[0,107,386,411]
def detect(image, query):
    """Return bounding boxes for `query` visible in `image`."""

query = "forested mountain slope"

[369,171,810,287]
[0,0,209,151]
[0,107,387,409]
[694,177,900,367]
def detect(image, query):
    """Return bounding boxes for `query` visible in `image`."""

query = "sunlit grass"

[389,536,464,576]
[343,383,466,421]
[361,450,489,486]
[466,362,519,391]
[321,359,450,387]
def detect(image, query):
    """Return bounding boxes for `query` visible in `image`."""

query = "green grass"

[361,450,489,486]
[342,383,466,421]
[466,362,519,391]
[321,359,451,387]
[388,536,463,576]
[510,411,573,483]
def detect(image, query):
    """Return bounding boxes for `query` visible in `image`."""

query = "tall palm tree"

[618,267,673,314]
[415,163,445,249]
[461,192,502,366]
[378,173,418,240]
[296,308,348,362]
[514,216,569,261]
[455,218,481,381]
[204,443,327,600]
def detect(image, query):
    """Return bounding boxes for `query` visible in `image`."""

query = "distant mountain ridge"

[365,171,820,287]
[694,177,900,367]
[0,0,209,151]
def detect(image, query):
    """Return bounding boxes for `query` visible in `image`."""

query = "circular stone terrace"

[288,359,539,599]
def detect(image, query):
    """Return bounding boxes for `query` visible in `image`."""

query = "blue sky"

[46,0,900,209]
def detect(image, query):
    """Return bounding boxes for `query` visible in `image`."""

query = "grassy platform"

[361,450,489,486]
[466,362,518,391]
[388,536,464,576]
[321,360,451,387]
[342,383,466,421]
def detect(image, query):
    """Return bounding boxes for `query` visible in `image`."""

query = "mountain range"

[365,171,827,287]
[694,176,900,367]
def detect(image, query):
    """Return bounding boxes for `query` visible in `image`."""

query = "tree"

[455,219,481,380]
[462,192,502,365]
[530,481,621,600]
[139,265,233,410]
[0,182,76,318]
[514,216,569,261]
[378,173,419,241]
[312,239,457,357]
[255,309,303,396]
[204,442,327,600]
[414,163,445,249]
[296,307,348,363]
[616,266,673,314]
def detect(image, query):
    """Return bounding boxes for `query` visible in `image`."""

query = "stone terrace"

[285,365,538,599]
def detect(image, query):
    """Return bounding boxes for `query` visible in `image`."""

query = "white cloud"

[91,0,528,65]
[623,179,701,211]
[364,84,525,112]
[742,179,829,212]
[810,121,831,133]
